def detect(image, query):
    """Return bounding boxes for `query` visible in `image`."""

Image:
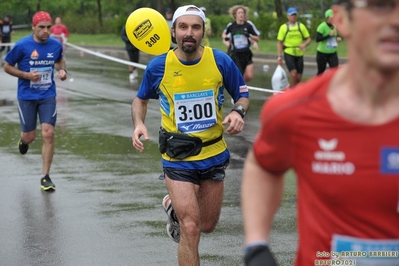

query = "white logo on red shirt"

[312,138,355,175]
[318,138,338,151]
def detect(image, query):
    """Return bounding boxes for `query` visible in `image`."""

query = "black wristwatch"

[231,105,246,118]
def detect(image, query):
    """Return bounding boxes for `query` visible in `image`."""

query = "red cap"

[32,11,52,26]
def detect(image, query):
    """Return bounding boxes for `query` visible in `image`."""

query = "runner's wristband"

[244,245,278,266]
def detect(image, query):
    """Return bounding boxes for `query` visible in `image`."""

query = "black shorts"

[162,159,229,185]
[284,53,304,74]
[126,48,139,63]
[229,50,253,75]
[0,35,11,52]
[316,51,339,75]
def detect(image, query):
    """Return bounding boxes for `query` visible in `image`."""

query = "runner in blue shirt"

[4,11,67,191]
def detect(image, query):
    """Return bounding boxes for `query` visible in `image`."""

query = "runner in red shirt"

[50,16,69,52]
[242,1,399,265]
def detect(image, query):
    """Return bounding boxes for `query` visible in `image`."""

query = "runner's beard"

[182,45,196,54]
[181,38,197,54]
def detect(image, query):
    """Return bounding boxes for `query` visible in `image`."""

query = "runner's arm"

[247,23,260,43]
[300,24,312,49]
[221,31,230,48]
[302,36,312,47]
[131,97,150,152]
[55,59,66,72]
[277,41,284,64]
[3,62,40,81]
[249,34,259,43]
[242,150,284,248]
[55,59,67,80]
[132,97,149,128]
[316,32,330,42]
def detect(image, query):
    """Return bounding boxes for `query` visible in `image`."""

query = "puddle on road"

[1,120,161,175]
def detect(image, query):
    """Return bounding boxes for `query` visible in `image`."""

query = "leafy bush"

[62,13,123,34]
[251,13,280,40]
[207,14,232,38]
[207,12,326,41]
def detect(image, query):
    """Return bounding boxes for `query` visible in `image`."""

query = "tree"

[0,0,339,32]
[274,0,283,23]
[96,0,103,27]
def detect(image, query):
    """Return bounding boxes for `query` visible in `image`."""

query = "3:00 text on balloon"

[145,34,161,47]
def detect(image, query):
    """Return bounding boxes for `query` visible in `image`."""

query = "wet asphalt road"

[0,48,298,266]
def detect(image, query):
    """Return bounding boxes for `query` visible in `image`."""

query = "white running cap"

[172,5,205,24]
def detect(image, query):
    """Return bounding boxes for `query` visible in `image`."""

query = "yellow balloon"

[125,8,171,55]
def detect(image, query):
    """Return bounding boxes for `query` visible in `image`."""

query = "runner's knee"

[41,126,55,140]
[181,219,201,237]
[22,132,36,144]
[244,72,254,82]
[201,220,218,233]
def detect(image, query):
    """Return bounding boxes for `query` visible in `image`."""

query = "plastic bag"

[271,65,289,92]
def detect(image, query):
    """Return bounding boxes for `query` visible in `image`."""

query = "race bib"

[173,90,216,133]
[331,234,399,266]
[30,67,53,90]
[233,34,249,50]
[380,147,399,175]
[327,37,338,49]
[3,25,10,34]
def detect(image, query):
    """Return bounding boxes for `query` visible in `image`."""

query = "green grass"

[12,30,348,57]
[12,30,125,47]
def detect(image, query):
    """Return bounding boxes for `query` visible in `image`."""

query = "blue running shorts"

[18,97,57,132]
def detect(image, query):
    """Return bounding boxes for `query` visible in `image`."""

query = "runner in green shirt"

[315,9,342,75]
[277,7,311,88]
